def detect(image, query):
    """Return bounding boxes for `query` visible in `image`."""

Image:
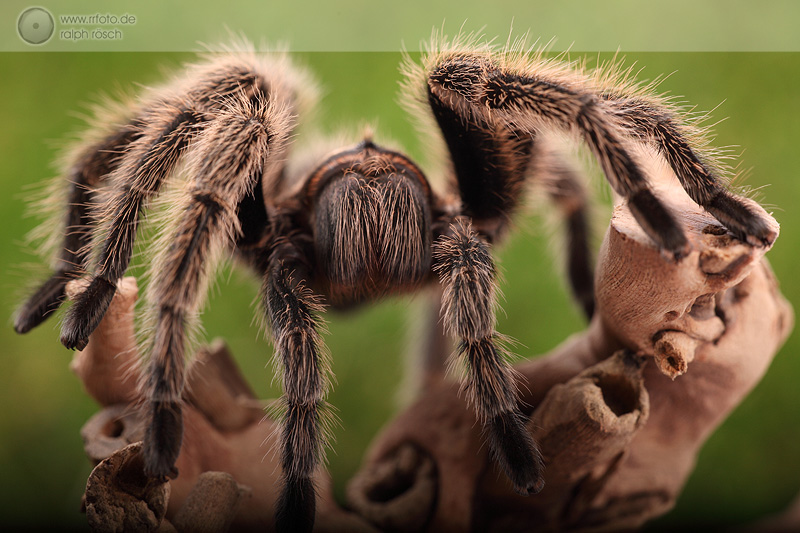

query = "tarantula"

[14,37,774,532]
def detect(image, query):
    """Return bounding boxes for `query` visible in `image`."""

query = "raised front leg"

[415,49,776,260]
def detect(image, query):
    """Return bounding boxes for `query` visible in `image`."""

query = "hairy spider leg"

[14,122,142,334]
[264,240,329,533]
[60,63,271,350]
[434,218,545,495]
[606,97,776,246]
[426,88,535,238]
[424,64,595,319]
[533,141,595,319]
[141,93,290,478]
[428,55,690,259]
[59,102,206,350]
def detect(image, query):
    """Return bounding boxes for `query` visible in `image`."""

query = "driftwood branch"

[70,182,793,532]
[71,279,376,533]
[347,184,793,532]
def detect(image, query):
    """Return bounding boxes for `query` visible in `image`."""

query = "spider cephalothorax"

[13,36,775,532]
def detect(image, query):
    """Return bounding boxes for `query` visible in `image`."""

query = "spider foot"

[14,273,69,334]
[706,191,778,248]
[629,189,692,262]
[60,276,117,350]
[276,474,316,533]
[143,400,183,480]
[488,410,545,496]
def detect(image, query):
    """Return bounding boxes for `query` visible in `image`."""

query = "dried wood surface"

[72,184,793,532]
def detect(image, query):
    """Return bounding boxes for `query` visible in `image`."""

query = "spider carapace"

[13,36,775,532]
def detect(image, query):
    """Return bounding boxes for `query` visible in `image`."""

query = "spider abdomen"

[310,144,433,303]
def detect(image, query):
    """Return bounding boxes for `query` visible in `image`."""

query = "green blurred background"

[1,3,799,531]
